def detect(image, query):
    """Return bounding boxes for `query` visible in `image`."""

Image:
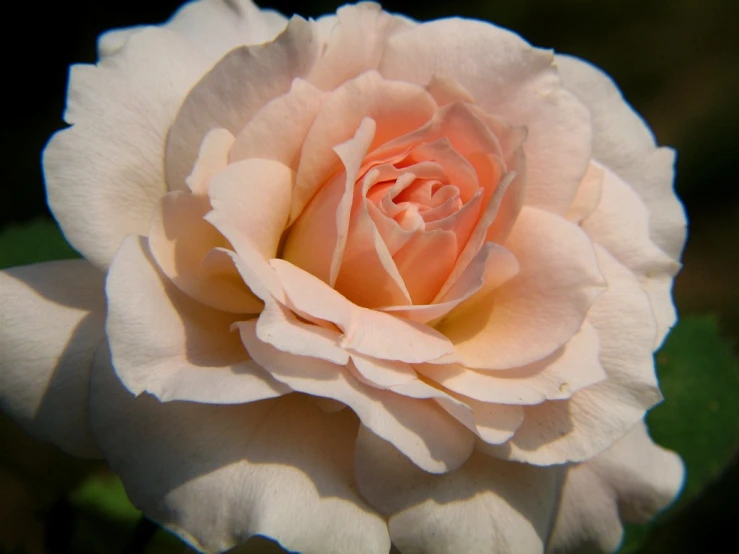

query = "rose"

[0,1,687,553]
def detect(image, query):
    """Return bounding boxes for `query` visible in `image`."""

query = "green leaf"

[620,315,739,553]
[69,471,141,524]
[0,217,79,269]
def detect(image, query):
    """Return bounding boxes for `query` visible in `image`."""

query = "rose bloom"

[0,1,687,553]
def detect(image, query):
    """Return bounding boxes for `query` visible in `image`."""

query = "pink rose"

[0,1,687,553]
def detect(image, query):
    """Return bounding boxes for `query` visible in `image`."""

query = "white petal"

[229,79,327,169]
[165,0,288,65]
[555,54,687,261]
[565,162,604,223]
[582,164,681,346]
[488,247,662,465]
[106,236,289,404]
[307,2,412,90]
[547,461,623,554]
[549,421,684,553]
[418,322,606,405]
[45,28,212,269]
[239,322,474,473]
[252,299,349,366]
[97,26,145,58]
[355,427,562,554]
[350,353,418,389]
[90,350,390,554]
[165,16,320,192]
[466,399,524,445]
[0,260,104,457]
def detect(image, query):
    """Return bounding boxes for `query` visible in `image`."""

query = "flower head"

[0,1,686,552]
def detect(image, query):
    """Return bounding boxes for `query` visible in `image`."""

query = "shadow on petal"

[91,346,389,554]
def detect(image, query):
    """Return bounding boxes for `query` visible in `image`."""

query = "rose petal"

[350,353,418,389]
[251,299,350,366]
[466,399,524,445]
[582,164,681,346]
[486,246,662,465]
[270,259,455,364]
[184,127,235,195]
[205,158,293,259]
[90,351,390,554]
[283,119,383,290]
[44,28,212,269]
[549,421,684,553]
[307,2,412,90]
[149,191,262,313]
[165,0,288,65]
[229,79,327,168]
[96,26,145,58]
[588,421,684,523]
[333,128,415,307]
[565,162,604,223]
[293,71,438,220]
[0,260,104,457]
[555,54,687,261]
[239,321,474,473]
[418,322,605,405]
[392,229,458,305]
[439,207,605,370]
[165,16,320,191]
[107,236,288,404]
[381,242,519,324]
[355,427,562,554]
[435,165,516,301]
[380,18,592,214]
[426,75,475,106]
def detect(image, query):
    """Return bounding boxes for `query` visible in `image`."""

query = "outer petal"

[439,207,605,369]
[488,247,662,465]
[555,54,687,261]
[165,0,288,64]
[355,427,563,554]
[307,2,412,90]
[99,1,287,63]
[90,349,390,554]
[379,19,593,214]
[106,236,288,404]
[549,421,684,553]
[165,17,320,192]
[239,321,474,473]
[582,165,681,346]
[45,28,212,269]
[565,162,604,223]
[417,322,606,405]
[0,260,104,457]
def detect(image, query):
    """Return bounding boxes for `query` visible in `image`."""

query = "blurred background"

[1,0,737,552]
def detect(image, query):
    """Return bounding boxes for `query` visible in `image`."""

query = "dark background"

[1,1,737,552]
